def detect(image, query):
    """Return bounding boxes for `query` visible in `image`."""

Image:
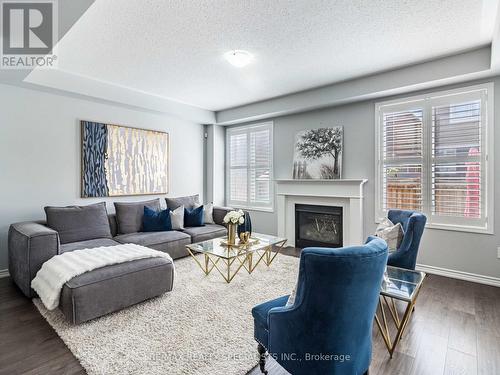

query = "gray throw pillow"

[375,217,404,251]
[170,205,185,230]
[114,199,161,234]
[165,194,199,210]
[45,202,112,244]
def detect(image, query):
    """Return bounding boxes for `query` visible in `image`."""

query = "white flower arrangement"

[223,209,245,225]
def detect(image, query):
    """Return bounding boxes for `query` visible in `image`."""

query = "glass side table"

[376,266,426,358]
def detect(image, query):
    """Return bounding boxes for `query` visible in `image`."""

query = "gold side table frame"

[186,237,287,283]
[375,271,426,358]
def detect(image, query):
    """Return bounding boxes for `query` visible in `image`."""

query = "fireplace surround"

[276,179,367,247]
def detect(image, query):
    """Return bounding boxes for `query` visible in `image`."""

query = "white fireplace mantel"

[275,179,368,247]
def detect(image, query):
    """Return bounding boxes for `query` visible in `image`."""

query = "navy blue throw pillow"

[184,205,205,227]
[143,206,172,232]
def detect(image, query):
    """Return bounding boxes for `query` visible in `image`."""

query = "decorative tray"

[220,238,260,248]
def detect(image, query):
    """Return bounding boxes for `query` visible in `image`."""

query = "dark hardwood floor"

[248,249,500,375]
[0,276,84,375]
[1,249,499,375]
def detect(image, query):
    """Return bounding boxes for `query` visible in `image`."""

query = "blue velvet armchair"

[251,237,388,375]
[386,210,427,270]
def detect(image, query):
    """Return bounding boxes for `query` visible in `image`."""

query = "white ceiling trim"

[215,47,494,125]
[24,68,215,124]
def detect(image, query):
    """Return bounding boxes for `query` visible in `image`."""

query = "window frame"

[375,83,494,234]
[225,121,274,212]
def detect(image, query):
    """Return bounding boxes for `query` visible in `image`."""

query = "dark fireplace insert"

[295,204,343,249]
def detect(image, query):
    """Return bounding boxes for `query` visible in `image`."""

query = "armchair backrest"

[387,210,427,269]
[271,237,388,374]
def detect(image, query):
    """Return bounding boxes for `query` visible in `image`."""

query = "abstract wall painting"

[292,127,343,179]
[81,121,169,197]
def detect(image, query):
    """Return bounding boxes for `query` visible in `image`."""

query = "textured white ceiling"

[54,0,498,111]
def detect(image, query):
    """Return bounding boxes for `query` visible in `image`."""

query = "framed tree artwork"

[81,120,169,197]
[292,127,343,179]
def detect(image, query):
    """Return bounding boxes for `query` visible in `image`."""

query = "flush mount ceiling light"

[224,50,254,67]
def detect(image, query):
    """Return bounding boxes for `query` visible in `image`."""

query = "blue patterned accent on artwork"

[81,121,109,197]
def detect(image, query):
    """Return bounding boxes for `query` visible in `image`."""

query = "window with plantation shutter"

[376,84,493,233]
[226,122,273,211]
[382,108,424,213]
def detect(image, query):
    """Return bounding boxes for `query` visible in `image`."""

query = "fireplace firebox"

[295,204,343,249]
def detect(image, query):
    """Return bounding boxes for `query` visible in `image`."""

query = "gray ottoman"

[60,257,174,324]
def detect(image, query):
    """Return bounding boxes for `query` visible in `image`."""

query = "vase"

[237,212,252,238]
[227,223,237,245]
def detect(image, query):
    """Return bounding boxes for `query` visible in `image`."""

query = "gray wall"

[241,77,500,279]
[0,84,205,271]
[205,124,226,206]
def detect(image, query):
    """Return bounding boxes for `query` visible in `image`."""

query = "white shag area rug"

[34,253,300,375]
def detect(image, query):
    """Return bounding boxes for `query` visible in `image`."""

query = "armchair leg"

[257,343,268,374]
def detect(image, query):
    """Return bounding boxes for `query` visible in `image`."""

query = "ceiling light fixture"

[224,50,253,68]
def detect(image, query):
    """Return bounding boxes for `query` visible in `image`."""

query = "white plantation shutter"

[229,133,247,202]
[249,128,272,204]
[382,107,424,212]
[431,98,482,221]
[376,84,493,233]
[227,122,273,210]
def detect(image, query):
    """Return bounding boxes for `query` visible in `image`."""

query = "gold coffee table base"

[186,238,287,283]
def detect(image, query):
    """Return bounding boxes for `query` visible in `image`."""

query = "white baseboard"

[416,264,500,288]
[0,269,9,278]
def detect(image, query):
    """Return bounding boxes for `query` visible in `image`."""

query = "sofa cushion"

[170,205,185,230]
[201,203,215,224]
[184,205,204,227]
[60,238,120,253]
[108,214,118,237]
[114,199,161,234]
[143,207,172,232]
[165,194,199,210]
[45,202,112,244]
[182,224,227,243]
[375,217,404,251]
[114,230,191,259]
[114,230,190,247]
[212,206,232,226]
[60,257,174,324]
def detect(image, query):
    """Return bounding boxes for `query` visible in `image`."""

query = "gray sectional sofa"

[8,195,230,323]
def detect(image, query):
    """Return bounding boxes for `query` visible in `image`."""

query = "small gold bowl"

[239,232,250,244]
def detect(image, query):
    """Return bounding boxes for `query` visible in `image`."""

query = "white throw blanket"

[31,243,173,310]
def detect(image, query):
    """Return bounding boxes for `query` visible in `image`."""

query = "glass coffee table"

[185,233,287,283]
[375,266,426,357]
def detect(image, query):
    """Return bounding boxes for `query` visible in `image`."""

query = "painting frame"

[292,126,343,180]
[80,120,170,197]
